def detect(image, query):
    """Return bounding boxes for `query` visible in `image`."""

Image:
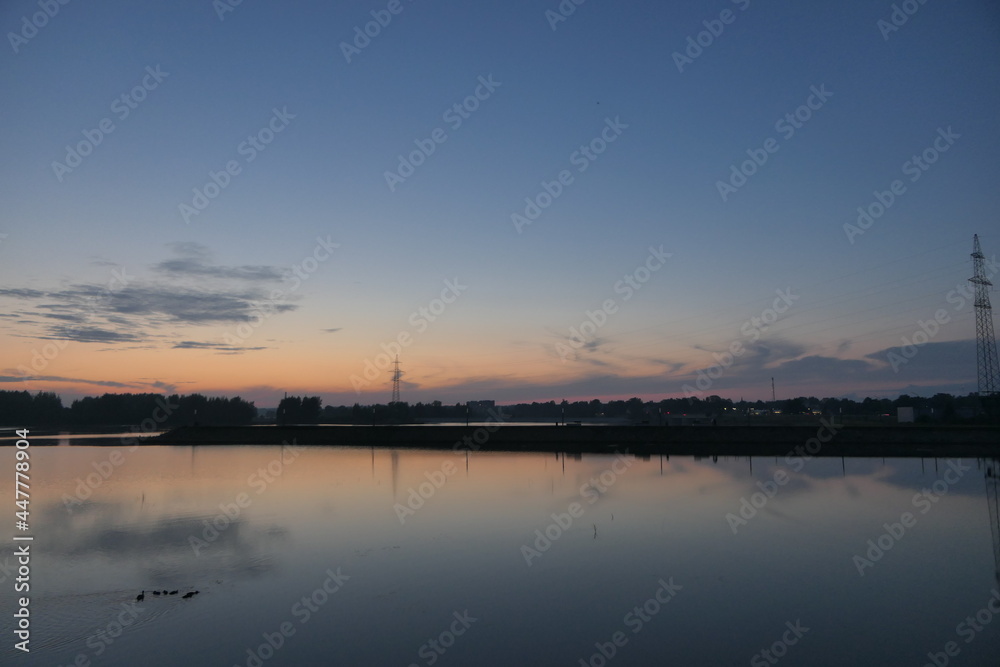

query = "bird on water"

[152,590,161,596]
[136,590,145,602]
[169,590,178,595]
[182,591,199,599]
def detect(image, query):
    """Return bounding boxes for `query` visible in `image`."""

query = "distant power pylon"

[390,355,403,405]
[970,234,999,399]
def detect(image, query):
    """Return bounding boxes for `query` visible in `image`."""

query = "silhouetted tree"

[301,396,322,423]
[783,398,807,414]
[0,390,64,426]
[277,396,302,425]
[276,395,322,424]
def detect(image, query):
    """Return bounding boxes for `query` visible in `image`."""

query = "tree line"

[0,390,256,428]
[2,389,994,428]
[284,392,995,425]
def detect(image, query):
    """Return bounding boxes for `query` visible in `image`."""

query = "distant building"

[467,400,495,412]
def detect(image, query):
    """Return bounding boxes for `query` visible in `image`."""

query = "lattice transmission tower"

[390,355,403,405]
[970,234,999,399]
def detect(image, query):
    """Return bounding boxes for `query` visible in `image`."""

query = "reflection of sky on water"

[0,446,998,666]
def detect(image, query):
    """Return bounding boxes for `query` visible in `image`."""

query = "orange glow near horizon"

[0,321,950,406]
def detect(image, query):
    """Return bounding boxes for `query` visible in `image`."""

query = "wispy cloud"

[154,242,285,282]
[0,374,134,388]
[172,340,267,354]
[0,244,296,348]
[145,379,179,392]
[358,339,978,405]
[109,286,294,323]
[0,288,47,299]
[1,373,183,392]
[43,326,144,343]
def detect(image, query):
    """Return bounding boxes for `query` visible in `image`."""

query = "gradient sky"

[1,0,999,406]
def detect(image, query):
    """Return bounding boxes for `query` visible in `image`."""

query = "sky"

[1,0,999,407]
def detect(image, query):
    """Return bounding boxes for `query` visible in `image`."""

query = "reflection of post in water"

[390,449,399,501]
[986,458,1000,582]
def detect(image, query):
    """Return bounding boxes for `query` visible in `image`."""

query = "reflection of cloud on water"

[702,456,986,502]
[873,460,986,500]
[38,500,286,583]
[758,503,804,525]
[697,458,818,500]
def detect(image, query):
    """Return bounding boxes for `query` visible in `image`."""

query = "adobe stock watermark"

[340,0,417,63]
[395,458,459,524]
[178,106,296,224]
[510,117,628,234]
[61,395,179,513]
[843,126,959,244]
[886,309,949,373]
[671,0,751,73]
[716,84,832,202]
[213,0,245,21]
[725,418,842,534]
[750,620,810,666]
[545,0,590,31]
[16,266,131,381]
[853,459,972,576]
[189,440,305,555]
[60,600,145,664]
[51,66,169,182]
[384,75,501,192]
[921,589,1000,667]
[349,278,467,393]
[683,288,798,397]
[886,252,997,372]
[577,577,682,667]
[0,547,18,586]
[394,409,504,524]
[7,0,72,54]
[234,566,349,667]
[85,602,144,658]
[78,267,133,322]
[406,610,477,667]
[877,0,931,41]
[556,245,672,362]
[221,235,340,347]
[521,452,635,566]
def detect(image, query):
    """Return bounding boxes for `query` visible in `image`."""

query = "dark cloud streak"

[0,243,295,348]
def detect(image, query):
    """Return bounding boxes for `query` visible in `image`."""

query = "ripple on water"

[0,587,215,663]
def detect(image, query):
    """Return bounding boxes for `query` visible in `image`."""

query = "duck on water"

[137,589,196,600]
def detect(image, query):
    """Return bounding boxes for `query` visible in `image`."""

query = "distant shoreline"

[127,423,1000,458]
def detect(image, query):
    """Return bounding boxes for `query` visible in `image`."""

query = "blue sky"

[1,0,998,405]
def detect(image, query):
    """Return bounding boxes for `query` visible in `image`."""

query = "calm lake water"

[1,442,998,666]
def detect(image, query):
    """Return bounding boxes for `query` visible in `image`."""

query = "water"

[1,443,998,666]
